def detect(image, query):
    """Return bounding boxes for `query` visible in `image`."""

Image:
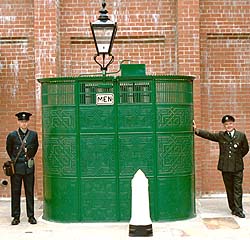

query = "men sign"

[96,93,114,105]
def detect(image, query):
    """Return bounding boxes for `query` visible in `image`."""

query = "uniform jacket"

[6,128,39,175]
[195,129,249,172]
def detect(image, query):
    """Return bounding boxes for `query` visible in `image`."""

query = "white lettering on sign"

[96,93,114,105]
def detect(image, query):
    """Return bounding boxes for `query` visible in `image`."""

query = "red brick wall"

[33,0,61,199]
[177,0,202,193]
[60,0,177,76]
[199,0,250,194]
[0,0,38,197]
[1,0,250,199]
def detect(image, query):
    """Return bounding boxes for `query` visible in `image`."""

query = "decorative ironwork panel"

[43,135,77,176]
[158,133,193,175]
[118,105,153,131]
[43,176,79,222]
[157,175,195,220]
[80,135,116,176]
[157,106,192,130]
[119,134,154,176]
[79,107,115,132]
[156,81,192,104]
[119,178,131,220]
[119,82,151,104]
[80,179,117,221]
[43,106,76,133]
[45,84,75,105]
[79,83,114,105]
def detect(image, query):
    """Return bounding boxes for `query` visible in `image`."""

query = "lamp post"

[90,0,117,76]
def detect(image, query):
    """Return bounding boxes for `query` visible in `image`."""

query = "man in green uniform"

[6,112,39,225]
[193,115,249,218]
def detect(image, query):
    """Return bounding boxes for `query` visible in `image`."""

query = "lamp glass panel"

[93,27,114,54]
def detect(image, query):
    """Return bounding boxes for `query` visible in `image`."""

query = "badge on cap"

[15,112,32,121]
[222,115,235,123]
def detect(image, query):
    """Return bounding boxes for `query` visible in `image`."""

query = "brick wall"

[199,0,250,194]
[59,0,177,76]
[1,0,250,199]
[0,0,37,197]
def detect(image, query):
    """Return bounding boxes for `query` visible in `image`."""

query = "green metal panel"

[120,64,146,76]
[38,74,195,222]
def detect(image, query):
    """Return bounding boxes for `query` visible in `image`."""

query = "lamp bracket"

[94,53,114,76]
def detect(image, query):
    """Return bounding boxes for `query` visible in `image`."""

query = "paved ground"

[1,194,250,240]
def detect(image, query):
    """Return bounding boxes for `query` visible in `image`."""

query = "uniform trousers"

[10,172,35,218]
[222,171,243,213]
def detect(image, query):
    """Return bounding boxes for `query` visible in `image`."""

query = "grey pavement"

[1,194,250,240]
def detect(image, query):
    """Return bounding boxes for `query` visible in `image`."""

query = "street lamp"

[90,0,117,76]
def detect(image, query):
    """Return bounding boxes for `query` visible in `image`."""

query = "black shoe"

[11,217,20,225]
[233,211,245,218]
[28,216,37,224]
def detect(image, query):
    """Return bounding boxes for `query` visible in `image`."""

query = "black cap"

[221,115,235,123]
[15,112,32,121]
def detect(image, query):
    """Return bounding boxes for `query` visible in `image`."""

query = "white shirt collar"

[228,129,235,137]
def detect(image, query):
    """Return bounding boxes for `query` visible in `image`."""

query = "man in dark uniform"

[193,115,249,218]
[6,112,39,225]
